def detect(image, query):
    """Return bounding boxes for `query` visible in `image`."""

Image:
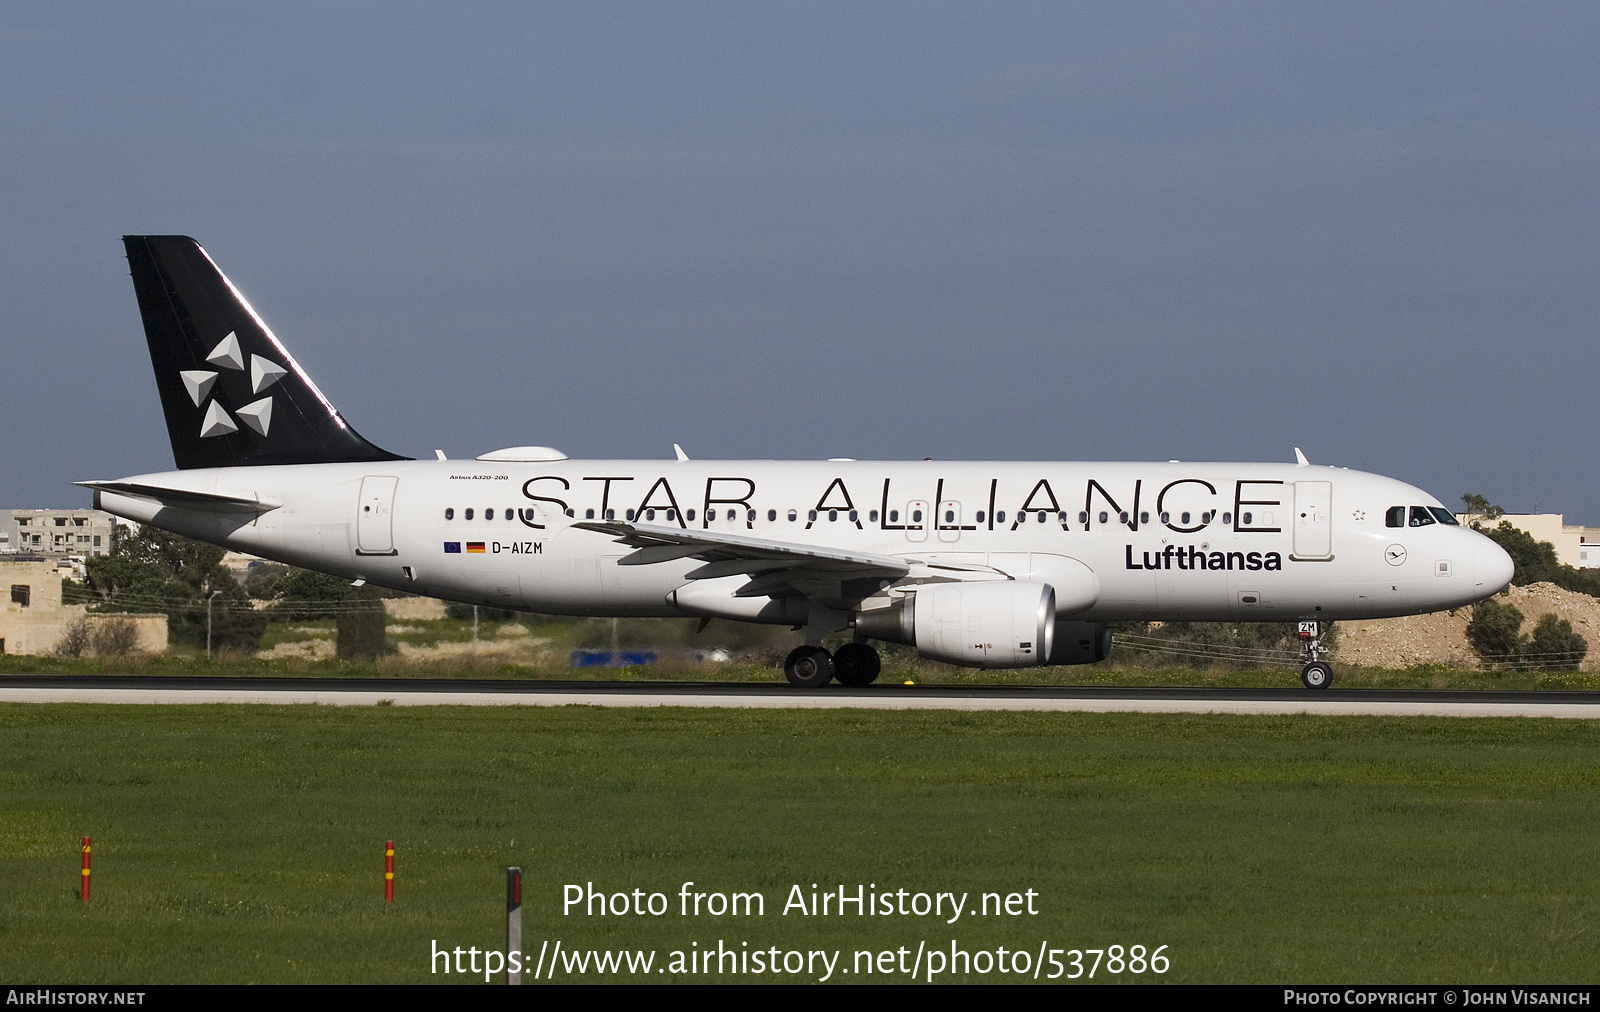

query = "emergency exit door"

[1292,480,1332,560]
[357,475,399,555]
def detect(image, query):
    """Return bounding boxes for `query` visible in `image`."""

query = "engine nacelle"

[856,580,1056,668]
[1046,620,1112,665]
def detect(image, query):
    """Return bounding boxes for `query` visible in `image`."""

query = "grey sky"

[2,3,1596,519]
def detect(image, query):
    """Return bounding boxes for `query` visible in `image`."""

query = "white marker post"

[507,866,522,985]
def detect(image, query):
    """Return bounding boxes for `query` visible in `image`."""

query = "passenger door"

[1292,481,1333,560]
[356,475,399,555]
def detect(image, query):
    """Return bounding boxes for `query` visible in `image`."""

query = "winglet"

[673,443,689,462]
[1294,447,1310,467]
[435,449,447,461]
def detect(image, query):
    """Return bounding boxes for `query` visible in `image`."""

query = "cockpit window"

[1409,506,1437,527]
[1428,507,1459,526]
[1386,506,1406,528]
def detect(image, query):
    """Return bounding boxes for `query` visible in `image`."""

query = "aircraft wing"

[571,520,1008,610]
[573,521,910,575]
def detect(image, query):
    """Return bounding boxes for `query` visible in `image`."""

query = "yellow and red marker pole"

[384,840,395,903]
[80,837,91,902]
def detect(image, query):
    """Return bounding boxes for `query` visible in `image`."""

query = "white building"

[3,509,118,560]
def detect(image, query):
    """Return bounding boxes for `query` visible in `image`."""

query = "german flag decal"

[466,542,486,554]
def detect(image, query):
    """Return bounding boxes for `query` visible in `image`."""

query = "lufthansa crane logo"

[178,332,287,439]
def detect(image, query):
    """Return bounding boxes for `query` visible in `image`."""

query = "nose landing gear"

[1298,620,1333,690]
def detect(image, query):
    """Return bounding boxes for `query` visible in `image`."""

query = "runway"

[2,675,1599,717]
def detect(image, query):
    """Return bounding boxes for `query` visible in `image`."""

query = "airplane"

[81,235,1517,690]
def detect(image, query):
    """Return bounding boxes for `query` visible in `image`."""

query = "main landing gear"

[1297,620,1333,690]
[783,642,882,688]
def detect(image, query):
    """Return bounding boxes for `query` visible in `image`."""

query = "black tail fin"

[122,235,408,469]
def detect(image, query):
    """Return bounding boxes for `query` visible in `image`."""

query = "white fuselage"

[94,458,1515,624]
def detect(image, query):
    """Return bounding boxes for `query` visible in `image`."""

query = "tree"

[255,566,351,621]
[1527,614,1587,671]
[1466,598,1525,666]
[335,585,390,660]
[82,525,265,653]
[1460,493,1505,525]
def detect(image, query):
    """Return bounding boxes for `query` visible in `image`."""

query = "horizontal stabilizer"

[76,480,280,514]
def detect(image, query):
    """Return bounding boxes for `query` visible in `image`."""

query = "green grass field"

[1,704,1598,983]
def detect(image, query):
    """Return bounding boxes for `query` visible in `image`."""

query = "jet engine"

[1046,620,1113,665]
[855,580,1056,668]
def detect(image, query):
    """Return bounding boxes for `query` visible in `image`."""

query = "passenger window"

[586,508,595,519]
[1242,512,1252,525]
[645,509,656,521]
[505,509,514,520]
[870,510,879,522]
[996,511,1005,523]
[747,510,756,522]
[1118,512,1128,524]
[605,509,615,520]
[849,510,858,522]
[787,510,797,522]
[666,509,675,521]
[809,510,818,521]
[626,509,636,521]
[1222,512,1232,525]
[1078,512,1088,524]
[1386,507,1406,528]
[485,508,494,521]
[1409,506,1436,528]
[1140,512,1149,524]
[912,510,922,523]
[465,508,474,520]
[687,509,695,521]
[1429,507,1459,526]
[829,510,838,522]
[768,509,777,522]
[1098,512,1108,524]
[975,511,984,523]
[1160,512,1170,524]
[1181,512,1190,525]
[944,510,954,523]
[728,509,737,521]
[445,508,454,520]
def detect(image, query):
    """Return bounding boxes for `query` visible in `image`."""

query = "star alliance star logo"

[179,332,287,439]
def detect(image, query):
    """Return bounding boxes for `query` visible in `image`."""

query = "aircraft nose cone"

[1475,536,1515,595]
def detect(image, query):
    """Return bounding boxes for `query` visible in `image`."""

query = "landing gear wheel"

[784,645,834,688]
[832,643,881,686]
[1300,661,1334,690]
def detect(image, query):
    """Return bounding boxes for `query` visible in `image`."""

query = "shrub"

[90,617,140,656]
[1466,599,1526,666]
[53,620,91,657]
[1527,614,1587,671]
